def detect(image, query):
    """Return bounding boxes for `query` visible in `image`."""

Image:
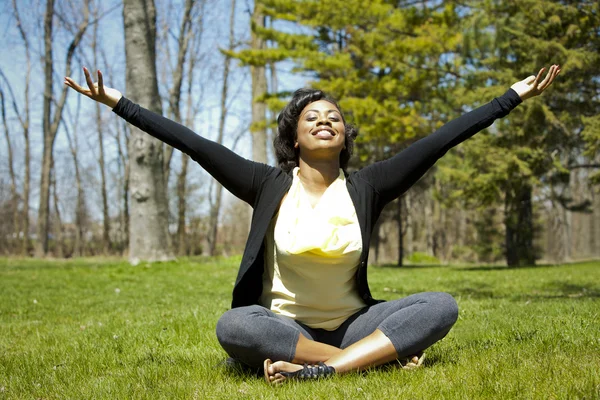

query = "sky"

[0,0,307,225]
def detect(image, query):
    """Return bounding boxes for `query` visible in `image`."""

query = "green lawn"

[1,257,599,399]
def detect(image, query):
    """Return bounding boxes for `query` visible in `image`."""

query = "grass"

[0,256,599,399]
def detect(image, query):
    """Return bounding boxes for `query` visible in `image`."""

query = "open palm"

[511,65,561,101]
[64,67,122,109]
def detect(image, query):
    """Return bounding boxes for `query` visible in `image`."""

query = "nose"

[316,114,331,126]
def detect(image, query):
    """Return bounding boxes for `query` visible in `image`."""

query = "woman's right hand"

[64,67,122,109]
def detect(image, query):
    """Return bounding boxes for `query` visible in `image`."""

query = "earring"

[294,142,299,148]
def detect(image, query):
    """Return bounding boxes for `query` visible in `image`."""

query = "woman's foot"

[263,353,424,384]
[264,359,335,384]
[400,352,425,370]
[264,359,304,384]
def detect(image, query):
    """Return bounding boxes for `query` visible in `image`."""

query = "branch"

[568,163,600,170]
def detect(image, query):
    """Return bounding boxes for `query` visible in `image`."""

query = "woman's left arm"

[357,65,561,204]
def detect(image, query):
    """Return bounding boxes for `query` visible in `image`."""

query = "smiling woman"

[64,64,560,385]
[273,88,359,176]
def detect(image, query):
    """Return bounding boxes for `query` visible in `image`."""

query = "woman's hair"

[273,88,358,173]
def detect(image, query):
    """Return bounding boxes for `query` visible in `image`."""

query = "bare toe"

[400,352,425,370]
[263,359,272,384]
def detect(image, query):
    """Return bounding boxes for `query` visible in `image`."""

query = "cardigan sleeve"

[356,88,522,204]
[113,97,269,207]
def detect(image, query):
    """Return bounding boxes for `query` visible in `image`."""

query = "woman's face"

[296,100,346,160]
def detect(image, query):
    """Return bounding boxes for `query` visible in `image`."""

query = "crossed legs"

[216,292,458,382]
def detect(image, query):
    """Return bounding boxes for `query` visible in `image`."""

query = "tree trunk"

[63,116,85,257]
[13,0,31,257]
[51,164,63,258]
[115,120,130,254]
[36,0,89,257]
[175,0,207,256]
[504,184,536,266]
[123,0,172,263]
[397,197,404,267]
[92,20,111,254]
[0,86,19,252]
[404,192,413,257]
[176,154,189,255]
[207,0,236,256]
[250,2,268,163]
[372,219,381,264]
[163,0,195,184]
[35,0,56,257]
[424,188,434,256]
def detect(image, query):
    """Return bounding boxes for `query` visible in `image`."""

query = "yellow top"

[260,167,365,330]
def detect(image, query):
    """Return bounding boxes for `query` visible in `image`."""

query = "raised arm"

[64,68,267,206]
[357,65,561,204]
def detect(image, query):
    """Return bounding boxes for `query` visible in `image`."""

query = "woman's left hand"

[511,65,561,101]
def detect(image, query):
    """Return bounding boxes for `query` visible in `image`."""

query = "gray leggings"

[216,292,458,368]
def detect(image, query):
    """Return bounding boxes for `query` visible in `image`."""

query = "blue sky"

[0,0,307,223]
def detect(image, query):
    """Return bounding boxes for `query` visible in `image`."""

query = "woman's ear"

[294,142,299,149]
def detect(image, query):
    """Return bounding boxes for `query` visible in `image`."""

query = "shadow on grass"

[458,260,597,272]
[219,358,263,379]
[453,281,600,300]
[375,263,445,269]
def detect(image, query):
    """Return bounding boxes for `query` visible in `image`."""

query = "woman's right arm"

[65,68,267,206]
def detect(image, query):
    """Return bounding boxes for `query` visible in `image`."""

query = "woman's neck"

[297,158,340,190]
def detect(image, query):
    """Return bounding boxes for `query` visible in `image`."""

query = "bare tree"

[206,0,236,256]
[50,160,64,257]
[90,13,111,254]
[162,0,195,184]
[0,84,19,253]
[36,0,91,256]
[10,0,32,255]
[123,0,172,262]
[176,0,207,256]
[115,119,130,253]
[62,98,86,257]
[250,2,268,163]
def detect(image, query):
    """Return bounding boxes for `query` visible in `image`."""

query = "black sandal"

[264,359,335,384]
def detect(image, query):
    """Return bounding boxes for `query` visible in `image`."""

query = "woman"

[65,64,560,384]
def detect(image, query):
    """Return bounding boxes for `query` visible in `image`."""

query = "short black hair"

[273,88,358,173]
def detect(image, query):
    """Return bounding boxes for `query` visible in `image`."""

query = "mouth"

[312,127,336,138]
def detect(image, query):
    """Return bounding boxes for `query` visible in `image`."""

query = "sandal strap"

[280,362,336,380]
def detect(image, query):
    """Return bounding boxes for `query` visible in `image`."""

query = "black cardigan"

[113,89,522,308]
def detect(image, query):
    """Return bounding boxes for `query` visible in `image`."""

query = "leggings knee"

[216,306,263,353]
[429,292,459,329]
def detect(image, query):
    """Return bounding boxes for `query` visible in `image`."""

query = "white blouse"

[260,167,365,330]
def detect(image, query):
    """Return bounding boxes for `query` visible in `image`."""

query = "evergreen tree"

[438,0,600,266]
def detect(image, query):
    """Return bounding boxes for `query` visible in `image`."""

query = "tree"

[91,8,111,254]
[122,0,172,262]
[36,0,91,256]
[438,0,600,266]
[207,0,237,256]
[62,101,87,257]
[11,0,32,255]
[250,2,268,163]
[161,0,196,185]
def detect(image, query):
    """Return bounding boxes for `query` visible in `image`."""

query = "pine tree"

[438,0,600,266]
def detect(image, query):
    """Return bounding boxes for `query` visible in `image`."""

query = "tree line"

[1,0,599,266]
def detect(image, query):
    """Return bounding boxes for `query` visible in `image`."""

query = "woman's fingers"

[532,67,545,88]
[538,65,556,90]
[64,77,89,96]
[97,70,105,96]
[538,65,560,92]
[83,67,97,97]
